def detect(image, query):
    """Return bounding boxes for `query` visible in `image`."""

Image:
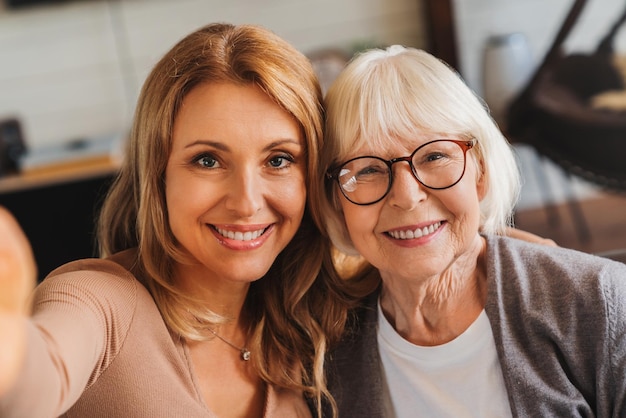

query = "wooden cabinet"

[0,157,117,282]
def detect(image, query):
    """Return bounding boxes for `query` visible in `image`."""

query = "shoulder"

[34,248,146,318]
[483,236,626,415]
[45,248,139,280]
[484,234,626,313]
[331,287,380,359]
[345,287,380,335]
[486,234,626,283]
[44,248,139,284]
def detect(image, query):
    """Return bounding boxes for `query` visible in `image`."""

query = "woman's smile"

[385,221,442,240]
[211,224,274,250]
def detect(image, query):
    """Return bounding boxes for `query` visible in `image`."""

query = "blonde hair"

[97,23,347,416]
[320,45,521,256]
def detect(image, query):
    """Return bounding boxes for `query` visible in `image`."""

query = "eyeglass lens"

[336,140,470,205]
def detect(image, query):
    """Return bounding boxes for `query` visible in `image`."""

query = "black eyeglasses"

[327,139,475,205]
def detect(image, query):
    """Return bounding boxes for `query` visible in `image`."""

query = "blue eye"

[193,153,220,168]
[269,154,294,168]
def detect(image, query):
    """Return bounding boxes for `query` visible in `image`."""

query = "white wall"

[6,0,623,154]
[453,0,626,100]
[0,0,427,151]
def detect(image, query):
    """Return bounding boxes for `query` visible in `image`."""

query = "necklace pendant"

[241,348,251,361]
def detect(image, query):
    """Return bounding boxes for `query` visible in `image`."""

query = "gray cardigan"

[321,235,626,417]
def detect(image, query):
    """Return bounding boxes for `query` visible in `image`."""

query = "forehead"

[346,132,462,158]
[172,82,303,149]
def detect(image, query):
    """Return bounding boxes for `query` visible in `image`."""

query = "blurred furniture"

[0,118,27,176]
[0,156,118,282]
[308,48,351,95]
[507,0,626,244]
[423,0,459,71]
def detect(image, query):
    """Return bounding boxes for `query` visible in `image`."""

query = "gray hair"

[320,45,521,255]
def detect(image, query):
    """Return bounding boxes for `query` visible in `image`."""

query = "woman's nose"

[386,163,427,209]
[224,171,263,217]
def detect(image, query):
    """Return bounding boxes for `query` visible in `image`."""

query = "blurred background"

[0,0,624,279]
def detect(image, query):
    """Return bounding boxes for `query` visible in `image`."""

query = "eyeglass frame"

[326,138,475,206]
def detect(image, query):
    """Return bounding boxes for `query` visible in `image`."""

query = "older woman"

[318,45,626,417]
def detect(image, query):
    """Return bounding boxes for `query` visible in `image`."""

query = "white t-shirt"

[377,303,512,418]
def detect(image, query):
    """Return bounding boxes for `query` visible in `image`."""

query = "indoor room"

[0,0,624,281]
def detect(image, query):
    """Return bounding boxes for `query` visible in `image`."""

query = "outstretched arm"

[0,207,36,395]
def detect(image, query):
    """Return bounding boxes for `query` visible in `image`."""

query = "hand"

[0,207,36,395]
[505,226,558,247]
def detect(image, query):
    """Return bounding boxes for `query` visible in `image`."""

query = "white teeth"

[388,222,441,240]
[215,227,266,241]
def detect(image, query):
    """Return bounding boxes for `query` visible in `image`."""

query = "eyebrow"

[184,138,303,152]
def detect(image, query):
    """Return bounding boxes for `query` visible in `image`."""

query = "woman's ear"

[475,157,488,200]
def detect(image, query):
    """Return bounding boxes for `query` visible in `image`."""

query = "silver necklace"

[207,327,251,361]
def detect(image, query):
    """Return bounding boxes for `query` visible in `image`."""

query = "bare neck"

[379,236,487,346]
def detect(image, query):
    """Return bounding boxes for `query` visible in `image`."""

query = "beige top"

[0,249,311,417]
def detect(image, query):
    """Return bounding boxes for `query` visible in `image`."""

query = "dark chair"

[507,0,626,244]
